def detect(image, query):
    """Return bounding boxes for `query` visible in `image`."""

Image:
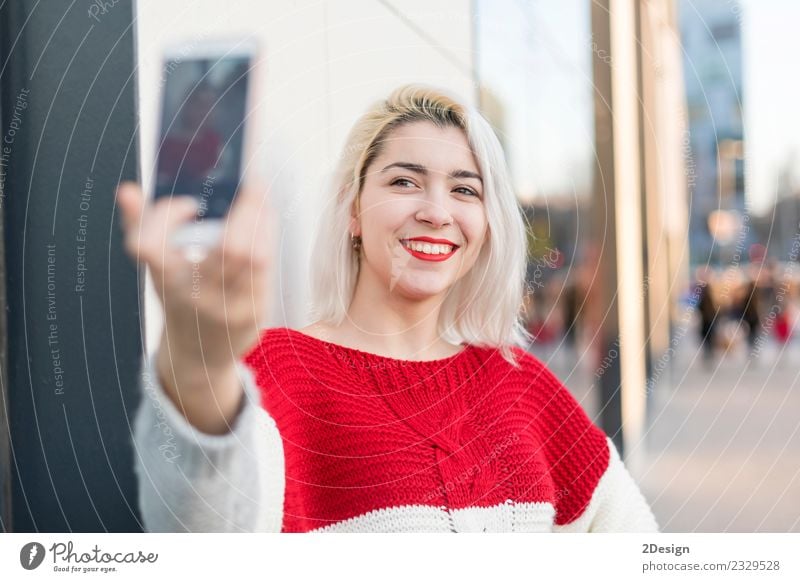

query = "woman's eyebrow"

[450,169,483,184]
[381,161,427,174]
[382,162,483,184]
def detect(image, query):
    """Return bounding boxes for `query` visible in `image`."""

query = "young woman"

[118,85,658,533]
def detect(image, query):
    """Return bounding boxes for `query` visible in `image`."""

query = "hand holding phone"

[117,179,275,433]
[154,38,260,257]
[115,37,272,433]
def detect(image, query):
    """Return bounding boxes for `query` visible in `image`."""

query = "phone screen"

[154,51,251,220]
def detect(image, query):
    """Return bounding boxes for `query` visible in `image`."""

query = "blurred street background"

[538,328,800,532]
[505,0,800,532]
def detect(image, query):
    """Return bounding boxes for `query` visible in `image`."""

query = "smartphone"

[153,38,260,252]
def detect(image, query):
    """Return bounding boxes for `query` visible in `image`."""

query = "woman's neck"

[305,281,461,361]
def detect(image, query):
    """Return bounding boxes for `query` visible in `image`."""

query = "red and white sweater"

[133,327,658,532]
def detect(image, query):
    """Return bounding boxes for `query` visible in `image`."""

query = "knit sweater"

[133,327,658,533]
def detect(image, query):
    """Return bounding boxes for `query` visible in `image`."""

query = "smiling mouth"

[399,239,459,261]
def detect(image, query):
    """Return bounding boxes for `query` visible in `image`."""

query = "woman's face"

[353,120,489,302]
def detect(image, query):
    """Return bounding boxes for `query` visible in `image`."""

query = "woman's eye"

[390,178,416,188]
[455,186,480,197]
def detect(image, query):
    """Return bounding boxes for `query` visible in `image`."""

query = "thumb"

[116,181,144,236]
[117,182,150,261]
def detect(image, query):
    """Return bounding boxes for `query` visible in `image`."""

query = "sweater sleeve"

[555,437,659,533]
[131,355,285,532]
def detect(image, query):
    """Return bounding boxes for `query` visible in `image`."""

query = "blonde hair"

[309,84,532,366]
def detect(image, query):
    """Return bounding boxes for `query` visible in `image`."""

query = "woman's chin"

[389,276,452,302]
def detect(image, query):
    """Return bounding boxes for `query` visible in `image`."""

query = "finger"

[117,182,150,260]
[117,181,146,249]
[225,180,270,231]
[221,182,273,262]
[116,181,144,234]
[140,196,200,264]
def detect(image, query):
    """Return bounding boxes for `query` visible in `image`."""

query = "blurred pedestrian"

[562,281,580,351]
[738,280,761,349]
[696,273,718,362]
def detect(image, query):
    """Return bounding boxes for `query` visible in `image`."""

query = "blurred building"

[478,0,691,459]
[679,0,748,265]
[751,163,800,261]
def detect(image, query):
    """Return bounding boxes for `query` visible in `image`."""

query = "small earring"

[350,232,362,252]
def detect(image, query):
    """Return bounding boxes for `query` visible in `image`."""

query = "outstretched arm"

[132,355,285,532]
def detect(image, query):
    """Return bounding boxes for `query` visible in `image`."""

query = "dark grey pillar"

[1,0,143,532]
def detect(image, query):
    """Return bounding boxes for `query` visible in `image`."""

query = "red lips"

[400,238,459,262]
[404,236,459,247]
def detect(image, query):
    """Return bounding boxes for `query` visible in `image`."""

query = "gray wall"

[1,0,143,532]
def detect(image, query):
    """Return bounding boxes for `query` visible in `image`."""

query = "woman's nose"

[415,188,453,227]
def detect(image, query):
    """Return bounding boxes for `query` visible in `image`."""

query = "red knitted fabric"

[243,327,609,533]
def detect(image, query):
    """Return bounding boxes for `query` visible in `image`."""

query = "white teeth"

[402,240,455,255]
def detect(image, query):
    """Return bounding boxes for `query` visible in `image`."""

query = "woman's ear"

[349,194,361,236]
[349,215,361,238]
